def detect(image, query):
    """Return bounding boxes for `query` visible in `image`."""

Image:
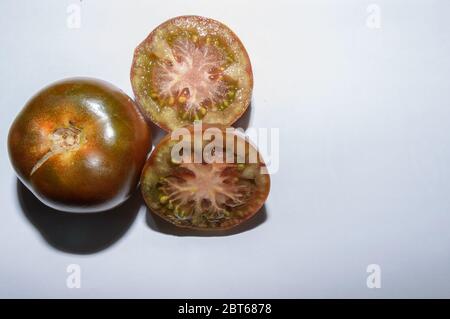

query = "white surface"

[1,0,450,298]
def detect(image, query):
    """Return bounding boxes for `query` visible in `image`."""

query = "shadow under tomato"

[16,179,142,255]
[145,205,267,237]
[149,120,167,147]
[232,101,252,131]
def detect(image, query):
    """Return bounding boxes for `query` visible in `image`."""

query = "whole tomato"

[8,78,151,212]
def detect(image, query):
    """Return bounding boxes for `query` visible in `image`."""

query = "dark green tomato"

[8,78,151,212]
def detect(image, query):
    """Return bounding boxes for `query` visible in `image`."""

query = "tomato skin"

[8,78,151,212]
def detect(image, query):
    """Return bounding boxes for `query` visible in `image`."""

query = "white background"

[1,0,449,298]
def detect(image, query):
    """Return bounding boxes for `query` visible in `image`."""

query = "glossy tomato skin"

[8,78,151,212]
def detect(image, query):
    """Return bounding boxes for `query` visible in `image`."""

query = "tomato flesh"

[140,125,270,230]
[131,16,253,131]
[8,78,151,212]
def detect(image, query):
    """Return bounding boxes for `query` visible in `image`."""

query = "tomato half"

[140,124,270,230]
[131,15,253,131]
[8,78,151,212]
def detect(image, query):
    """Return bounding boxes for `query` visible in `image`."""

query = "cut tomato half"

[131,16,253,131]
[140,124,270,230]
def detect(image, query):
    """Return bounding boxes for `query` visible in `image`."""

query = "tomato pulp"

[131,16,253,131]
[140,124,270,230]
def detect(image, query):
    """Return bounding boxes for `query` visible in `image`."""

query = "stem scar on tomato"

[131,15,253,131]
[30,123,83,176]
[141,125,270,230]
